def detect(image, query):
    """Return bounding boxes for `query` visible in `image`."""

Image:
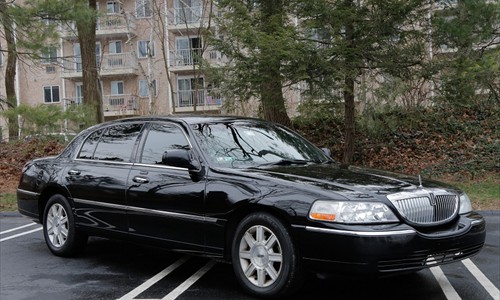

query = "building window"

[41,47,58,64]
[136,0,152,18]
[44,86,60,103]
[41,14,56,26]
[139,79,157,97]
[109,40,123,54]
[111,81,124,95]
[106,1,120,14]
[138,41,155,58]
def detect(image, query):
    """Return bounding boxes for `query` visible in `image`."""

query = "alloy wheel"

[238,225,283,287]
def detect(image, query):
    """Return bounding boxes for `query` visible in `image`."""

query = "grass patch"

[445,177,500,211]
[0,193,18,212]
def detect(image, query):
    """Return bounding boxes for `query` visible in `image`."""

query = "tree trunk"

[258,0,291,127]
[342,77,356,168]
[75,0,103,124]
[261,79,291,127]
[0,0,18,138]
[341,0,356,168]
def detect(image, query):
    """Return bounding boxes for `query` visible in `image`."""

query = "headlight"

[459,193,472,214]
[309,200,399,224]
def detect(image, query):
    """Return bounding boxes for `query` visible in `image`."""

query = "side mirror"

[162,149,201,170]
[321,147,332,158]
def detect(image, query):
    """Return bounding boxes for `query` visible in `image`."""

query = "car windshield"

[191,121,331,168]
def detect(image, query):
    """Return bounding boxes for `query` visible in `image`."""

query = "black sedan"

[17,116,486,298]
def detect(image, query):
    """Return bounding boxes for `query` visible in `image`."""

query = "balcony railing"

[96,14,135,35]
[167,6,204,27]
[62,53,138,78]
[169,49,226,68]
[100,53,138,72]
[61,14,135,38]
[103,94,138,116]
[175,89,223,108]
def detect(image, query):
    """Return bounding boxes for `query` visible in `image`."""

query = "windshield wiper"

[257,159,312,167]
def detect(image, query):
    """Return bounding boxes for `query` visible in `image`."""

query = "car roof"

[102,115,270,126]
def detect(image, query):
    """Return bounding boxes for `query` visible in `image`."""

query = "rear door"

[126,122,206,251]
[64,122,144,233]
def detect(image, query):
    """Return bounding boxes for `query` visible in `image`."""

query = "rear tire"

[231,213,302,298]
[43,194,87,257]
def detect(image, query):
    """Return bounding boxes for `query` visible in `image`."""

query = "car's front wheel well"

[224,205,294,262]
[38,187,71,223]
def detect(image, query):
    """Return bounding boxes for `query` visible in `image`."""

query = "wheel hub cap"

[250,245,270,268]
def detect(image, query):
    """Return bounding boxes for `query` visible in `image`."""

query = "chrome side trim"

[73,198,218,223]
[132,163,188,171]
[305,226,416,237]
[74,198,123,210]
[17,189,40,197]
[471,219,485,226]
[74,159,134,166]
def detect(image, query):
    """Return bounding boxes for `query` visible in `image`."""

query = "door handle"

[133,176,149,184]
[68,169,81,175]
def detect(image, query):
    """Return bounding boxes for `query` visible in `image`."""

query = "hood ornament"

[418,174,423,188]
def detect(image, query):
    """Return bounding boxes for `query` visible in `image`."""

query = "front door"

[126,122,206,251]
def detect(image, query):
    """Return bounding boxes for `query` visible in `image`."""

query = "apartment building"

[0,0,226,140]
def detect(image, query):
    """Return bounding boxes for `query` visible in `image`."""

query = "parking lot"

[1,211,499,300]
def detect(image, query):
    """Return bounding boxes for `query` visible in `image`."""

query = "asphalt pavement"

[1,211,499,300]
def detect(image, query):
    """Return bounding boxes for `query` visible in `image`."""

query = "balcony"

[169,49,226,72]
[174,89,223,112]
[99,53,138,77]
[166,6,213,30]
[103,94,139,117]
[96,14,136,37]
[61,53,138,79]
[61,14,136,39]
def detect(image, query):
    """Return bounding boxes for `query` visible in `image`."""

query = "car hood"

[230,164,458,200]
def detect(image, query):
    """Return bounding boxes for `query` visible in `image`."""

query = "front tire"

[43,194,87,257]
[232,213,302,298]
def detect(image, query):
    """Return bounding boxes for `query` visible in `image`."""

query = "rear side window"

[77,124,143,162]
[140,123,189,165]
[78,129,103,159]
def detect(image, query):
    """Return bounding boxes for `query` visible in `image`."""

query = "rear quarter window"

[77,124,143,162]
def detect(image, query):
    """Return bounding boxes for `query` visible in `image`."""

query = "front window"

[44,86,60,103]
[136,0,152,18]
[140,123,189,165]
[192,121,330,168]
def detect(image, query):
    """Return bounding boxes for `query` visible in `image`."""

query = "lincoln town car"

[17,116,486,298]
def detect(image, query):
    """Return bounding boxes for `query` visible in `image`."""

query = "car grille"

[378,243,484,272]
[390,193,458,225]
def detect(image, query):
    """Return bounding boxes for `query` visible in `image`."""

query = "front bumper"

[293,212,486,275]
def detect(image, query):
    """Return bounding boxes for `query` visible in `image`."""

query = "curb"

[0,212,22,218]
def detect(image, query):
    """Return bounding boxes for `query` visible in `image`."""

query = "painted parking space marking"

[117,256,190,300]
[162,260,217,300]
[462,258,500,300]
[117,258,217,300]
[430,266,461,300]
[0,222,37,235]
[0,227,42,242]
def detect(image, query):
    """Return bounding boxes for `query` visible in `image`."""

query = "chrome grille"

[391,193,458,225]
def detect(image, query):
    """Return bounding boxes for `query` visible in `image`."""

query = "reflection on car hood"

[235,164,458,199]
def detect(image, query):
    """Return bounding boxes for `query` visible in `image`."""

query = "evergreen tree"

[209,0,308,127]
[432,0,500,106]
